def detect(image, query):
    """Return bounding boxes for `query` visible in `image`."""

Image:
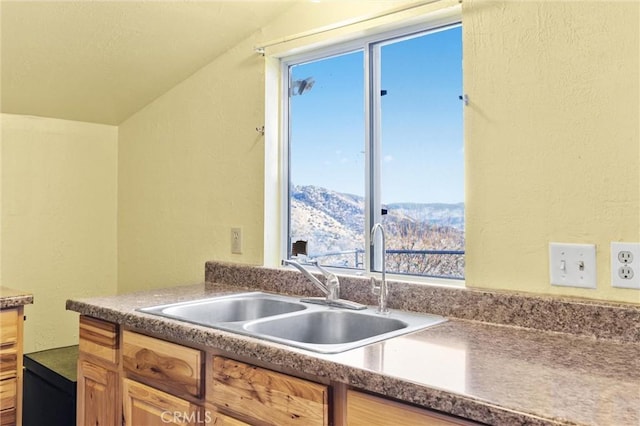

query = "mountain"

[290,185,465,277]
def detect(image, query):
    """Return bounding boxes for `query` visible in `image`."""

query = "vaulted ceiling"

[1,1,295,125]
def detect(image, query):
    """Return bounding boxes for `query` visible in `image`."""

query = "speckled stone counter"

[0,286,33,309]
[66,282,640,426]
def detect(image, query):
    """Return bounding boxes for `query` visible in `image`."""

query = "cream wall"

[464,0,639,303]
[1,114,118,352]
[119,0,639,303]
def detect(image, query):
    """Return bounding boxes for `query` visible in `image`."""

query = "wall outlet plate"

[549,243,597,289]
[611,242,640,289]
[231,227,242,254]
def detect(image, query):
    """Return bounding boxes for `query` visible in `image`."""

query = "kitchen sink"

[244,310,407,344]
[138,292,307,324]
[138,292,446,354]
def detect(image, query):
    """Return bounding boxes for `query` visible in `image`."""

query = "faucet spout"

[370,223,389,314]
[281,258,366,310]
[281,259,333,298]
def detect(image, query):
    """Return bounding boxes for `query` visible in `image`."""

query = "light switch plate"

[549,243,597,289]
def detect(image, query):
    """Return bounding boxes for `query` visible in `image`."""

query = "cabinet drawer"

[347,390,480,426]
[0,310,18,347]
[0,408,16,426]
[123,378,202,426]
[209,356,328,426]
[123,331,203,399]
[0,347,17,381]
[0,378,16,411]
[79,316,119,364]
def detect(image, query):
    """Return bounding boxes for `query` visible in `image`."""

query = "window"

[284,22,464,280]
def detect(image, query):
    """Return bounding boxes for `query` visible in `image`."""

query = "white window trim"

[264,5,464,287]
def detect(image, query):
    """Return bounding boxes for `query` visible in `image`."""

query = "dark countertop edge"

[0,293,34,309]
[66,295,574,426]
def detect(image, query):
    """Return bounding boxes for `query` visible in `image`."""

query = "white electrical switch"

[549,243,597,289]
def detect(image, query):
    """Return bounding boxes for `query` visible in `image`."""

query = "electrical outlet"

[549,243,597,289]
[611,242,640,289]
[231,227,242,254]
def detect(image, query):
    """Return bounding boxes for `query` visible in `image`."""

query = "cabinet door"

[347,390,480,426]
[209,356,328,426]
[77,360,119,426]
[123,379,202,426]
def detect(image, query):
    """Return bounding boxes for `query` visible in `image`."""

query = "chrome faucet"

[282,259,366,310]
[370,223,389,314]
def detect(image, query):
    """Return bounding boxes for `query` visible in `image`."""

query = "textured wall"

[463,0,640,302]
[118,0,639,303]
[1,114,118,352]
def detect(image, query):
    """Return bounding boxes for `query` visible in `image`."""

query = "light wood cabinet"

[346,390,480,426]
[76,316,480,426]
[0,307,24,426]
[208,356,329,426]
[123,379,202,426]
[77,316,120,426]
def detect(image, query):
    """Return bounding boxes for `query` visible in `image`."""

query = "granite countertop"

[0,286,33,309]
[66,282,640,426]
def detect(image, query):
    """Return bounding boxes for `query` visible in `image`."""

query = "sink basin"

[139,292,446,354]
[244,310,407,344]
[138,292,307,324]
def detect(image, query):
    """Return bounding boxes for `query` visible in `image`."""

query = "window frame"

[277,14,464,285]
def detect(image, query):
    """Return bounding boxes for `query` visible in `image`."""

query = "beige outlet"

[231,227,242,254]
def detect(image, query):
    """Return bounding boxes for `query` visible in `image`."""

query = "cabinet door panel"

[79,316,119,365]
[0,408,16,426]
[209,356,328,426]
[123,331,203,399]
[0,346,17,381]
[123,379,202,426]
[347,390,480,426]
[0,310,18,347]
[77,360,119,426]
[0,379,16,411]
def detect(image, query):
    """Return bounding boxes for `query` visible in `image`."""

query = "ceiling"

[0,1,295,125]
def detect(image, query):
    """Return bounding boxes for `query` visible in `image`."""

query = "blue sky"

[290,25,463,204]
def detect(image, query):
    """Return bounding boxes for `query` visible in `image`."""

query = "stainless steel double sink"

[138,292,446,354]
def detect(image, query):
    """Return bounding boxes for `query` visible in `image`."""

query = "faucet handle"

[370,276,381,295]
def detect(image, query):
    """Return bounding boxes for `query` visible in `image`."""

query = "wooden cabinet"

[208,356,329,426]
[123,379,202,426]
[75,316,479,426]
[0,307,24,426]
[346,390,480,426]
[77,316,120,426]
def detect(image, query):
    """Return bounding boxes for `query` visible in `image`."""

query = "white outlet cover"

[549,243,597,289]
[611,242,640,289]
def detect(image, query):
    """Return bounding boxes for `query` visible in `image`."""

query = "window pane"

[378,26,464,278]
[288,51,366,269]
